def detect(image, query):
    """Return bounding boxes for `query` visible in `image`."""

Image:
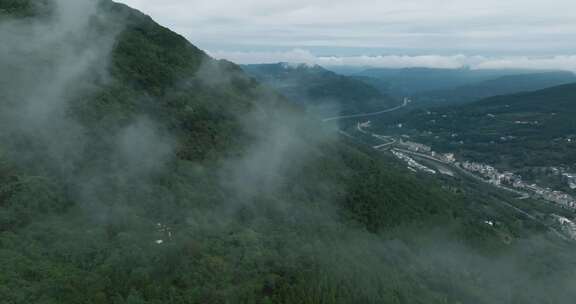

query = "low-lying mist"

[1,1,576,303]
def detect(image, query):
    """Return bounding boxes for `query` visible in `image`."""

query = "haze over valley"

[2,1,576,303]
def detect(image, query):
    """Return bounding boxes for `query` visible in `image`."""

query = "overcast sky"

[117,0,576,69]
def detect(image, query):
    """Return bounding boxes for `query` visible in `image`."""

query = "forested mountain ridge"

[392,83,576,189]
[1,1,576,303]
[353,67,572,98]
[417,71,576,105]
[242,63,399,117]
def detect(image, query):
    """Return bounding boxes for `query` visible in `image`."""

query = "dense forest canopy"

[1,1,576,303]
[242,63,399,117]
[394,83,576,168]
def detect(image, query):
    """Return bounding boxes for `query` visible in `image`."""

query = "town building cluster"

[392,150,436,175]
[394,136,576,210]
[398,139,432,153]
[458,161,576,209]
[553,215,576,240]
[370,125,576,211]
[459,161,513,186]
[432,152,456,164]
[563,173,576,190]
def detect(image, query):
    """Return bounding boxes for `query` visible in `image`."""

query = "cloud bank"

[210,49,576,71]
[0,0,174,219]
[118,0,576,56]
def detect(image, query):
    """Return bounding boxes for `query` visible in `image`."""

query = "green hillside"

[417,71,576,106]
[354,67,565,98]
[390,83,576,188]
[242,63,399,117]
[1,1,576,304]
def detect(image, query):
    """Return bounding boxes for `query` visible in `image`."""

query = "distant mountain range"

[351,67,576,103]
[3,1,576,303]
[242,63,399,117]
[417,71,576,105]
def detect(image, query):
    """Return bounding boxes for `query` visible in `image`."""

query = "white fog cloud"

[208,49,576,71]
[117,0,576,69]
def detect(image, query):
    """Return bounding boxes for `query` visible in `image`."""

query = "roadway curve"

[399,149,569,241]
[330,96,570,241]
[322,98,410,122]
